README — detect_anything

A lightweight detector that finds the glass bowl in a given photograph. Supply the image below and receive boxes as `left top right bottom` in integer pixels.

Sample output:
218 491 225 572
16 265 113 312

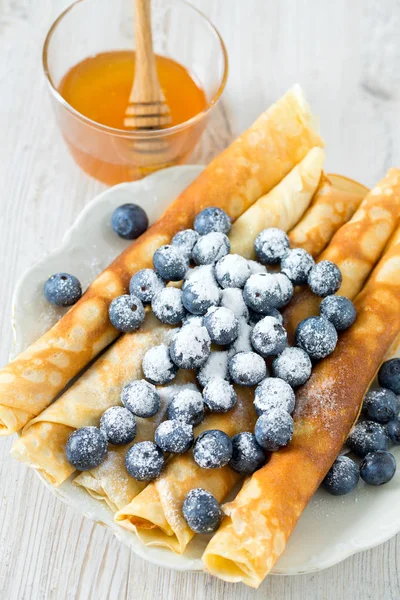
43 0 228 185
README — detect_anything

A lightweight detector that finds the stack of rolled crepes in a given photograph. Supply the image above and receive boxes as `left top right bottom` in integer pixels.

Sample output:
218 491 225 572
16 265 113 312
6 83 400 589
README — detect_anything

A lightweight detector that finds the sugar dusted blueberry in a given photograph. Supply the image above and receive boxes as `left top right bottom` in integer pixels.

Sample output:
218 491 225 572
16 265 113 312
308 260 342 297
378 358 400 395
228 351 267 386
322 455 359 496
203 377 237 413
66 426 107 471
194 207 231 235
249 308 283 326
151 287 186 325
182 488 222 533
192 232 230 265
121 379 161 418
125 441 164 481
193 429 233 468
320 295 356 331
229 432 266 475
275 273 294 308
111 203 148 240
100 406 136 445
247 260 267 275
387 418 400 445
155 419 194 454
362 388 400 424
251 316 287 357
129 269 165 304
347 420 390 457
182 267 221 315
281 248 315 285
254 228 290 265
153 244 189 281
254 377 296 415
142 344 178 385
254 409 294 451
171 229 200 257
167 389 205 426
44 272 82 307
204 306 239 346
360 451 396 486
215 254 251 289
272 347 312 387
243 273 282 314
109 294 145 333
170 324 211 369
295 316 338 360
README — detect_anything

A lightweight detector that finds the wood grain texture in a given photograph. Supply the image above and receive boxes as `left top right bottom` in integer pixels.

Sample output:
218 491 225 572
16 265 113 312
0 0 399 598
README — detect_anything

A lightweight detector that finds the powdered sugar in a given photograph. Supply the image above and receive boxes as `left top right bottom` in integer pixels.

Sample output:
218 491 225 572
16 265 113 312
247 260 268 275
197 351 229 387
229 317 253 355
220 287 249 320
215 254 250 288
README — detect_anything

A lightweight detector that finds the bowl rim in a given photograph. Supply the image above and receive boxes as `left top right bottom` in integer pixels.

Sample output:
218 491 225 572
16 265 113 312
42 0 229 139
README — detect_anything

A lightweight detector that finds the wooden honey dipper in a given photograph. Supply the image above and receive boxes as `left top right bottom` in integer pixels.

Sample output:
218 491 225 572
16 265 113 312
124 0 172 130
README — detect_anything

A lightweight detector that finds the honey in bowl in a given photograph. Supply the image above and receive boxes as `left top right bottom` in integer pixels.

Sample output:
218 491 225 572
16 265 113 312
58 51 208 185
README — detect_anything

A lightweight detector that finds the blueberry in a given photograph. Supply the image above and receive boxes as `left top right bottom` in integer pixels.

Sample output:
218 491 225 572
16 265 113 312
167 389 205 426
387 418 400 445
254 377 296 415
360 451 396 486
182 276 221 315
153 245 189 281
248 308 283 326
182 488 222 533
215 254 251 289
182 314 204 328
44 273 82 307
171 229 200 257
272 347 312 388
151 287 186 325
295 316 338 360
322 455 359 495
155 419 194 454
194 207 231 235
228 351 267 386
109 294 145 333
192 232 231 265
203 377 237 413
251 316 287 357
121 379 161 418
308 260 342 297
347 421 390 457
193 429 233 468
254 409 294 451
100 406 136 445
362 388 400 424
197 351 229 388
204 306 239 345
254 228 290 265
281 248 315 285
66 426 107 471
170 324 211 369
320 295 356 331
125 441 164 481
129 269 165 304
220 288 249 320
142 344 178 385
243 273 282 314
247 260 267 275
229 432 266 475
378 358 400 395
274 273 294 308
111 203 148 240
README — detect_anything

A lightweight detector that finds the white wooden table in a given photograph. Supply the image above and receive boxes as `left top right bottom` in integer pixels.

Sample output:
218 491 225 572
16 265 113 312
1 1 400 598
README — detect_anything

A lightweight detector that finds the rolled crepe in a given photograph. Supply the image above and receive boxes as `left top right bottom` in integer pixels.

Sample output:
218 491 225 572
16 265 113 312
288 173 367 256
283 168 400 340
203 224 400 588
115 388 256 553
0 85 323 435
229 147 325 257
73 375 197 512
11 313 176 485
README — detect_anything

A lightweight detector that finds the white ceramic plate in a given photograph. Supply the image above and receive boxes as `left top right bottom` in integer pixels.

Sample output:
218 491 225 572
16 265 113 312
11 166 400 576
